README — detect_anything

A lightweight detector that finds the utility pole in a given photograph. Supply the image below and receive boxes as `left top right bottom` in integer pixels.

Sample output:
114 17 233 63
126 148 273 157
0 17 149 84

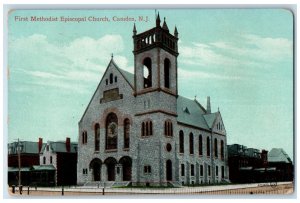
17 139 21 187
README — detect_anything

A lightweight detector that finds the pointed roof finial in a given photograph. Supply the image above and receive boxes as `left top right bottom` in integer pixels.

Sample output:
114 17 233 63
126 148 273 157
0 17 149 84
111 53 114 59
133 23 137 36
162 17 169 32
156 12 161 27
174 25 178 37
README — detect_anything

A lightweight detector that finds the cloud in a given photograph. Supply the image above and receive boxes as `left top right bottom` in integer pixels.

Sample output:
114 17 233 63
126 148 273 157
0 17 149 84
180 42 237 67
178 68 241 81
9 34 129 92
180 34 292 70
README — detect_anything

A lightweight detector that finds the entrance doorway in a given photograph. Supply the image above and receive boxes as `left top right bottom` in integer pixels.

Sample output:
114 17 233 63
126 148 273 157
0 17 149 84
166 160 172 181
89 158 101 181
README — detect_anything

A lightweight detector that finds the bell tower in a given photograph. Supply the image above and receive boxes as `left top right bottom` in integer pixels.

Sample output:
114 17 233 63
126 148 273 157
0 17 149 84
133 14 179 98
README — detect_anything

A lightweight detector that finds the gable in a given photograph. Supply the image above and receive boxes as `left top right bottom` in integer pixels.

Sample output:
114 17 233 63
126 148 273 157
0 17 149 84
177 96 209 130
79 59 134 123
211 112 226 134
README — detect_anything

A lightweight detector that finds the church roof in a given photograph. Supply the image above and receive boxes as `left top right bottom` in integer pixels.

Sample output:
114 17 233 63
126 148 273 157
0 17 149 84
119 68 134 87
268 148 292 163
203 113 219 128
177 95 217 130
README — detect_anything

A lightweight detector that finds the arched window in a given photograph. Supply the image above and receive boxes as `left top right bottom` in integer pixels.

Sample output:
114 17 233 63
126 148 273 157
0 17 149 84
82 132 85 144
95 123 100 151
214 138 218 158
207 137 210 156
179 130 184 153
146 121 149 136
221 140 224 160
114 76 118 83
143 57 152 88
50 156 53 164
43 157 46 164
199 135 203 156
142 122 145 136
141 121 153 137
164 58 170 88
164 120 173 136
164 122 167 135
124 119 130 149
109 73 113 84
189 133 194 154
149 121 153 135
106 113 118 150
82 131 87 144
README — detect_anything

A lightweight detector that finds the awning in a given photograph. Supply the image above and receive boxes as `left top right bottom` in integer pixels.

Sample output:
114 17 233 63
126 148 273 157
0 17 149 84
8 167 31 172
31 165 56 171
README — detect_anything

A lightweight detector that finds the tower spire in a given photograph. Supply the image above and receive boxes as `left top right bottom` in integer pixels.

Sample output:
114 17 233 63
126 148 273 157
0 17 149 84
156 12 161 27
162 17 169 32
174 26 178 37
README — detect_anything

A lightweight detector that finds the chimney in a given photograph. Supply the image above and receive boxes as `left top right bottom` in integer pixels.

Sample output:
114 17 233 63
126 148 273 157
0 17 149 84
261 150 268 167
207 96 211 114
38 138 43 153
66 137 71 153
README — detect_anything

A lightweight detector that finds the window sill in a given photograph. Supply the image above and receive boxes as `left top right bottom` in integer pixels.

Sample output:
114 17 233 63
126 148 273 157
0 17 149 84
94 151 100 153
141 135 153 138
123 148 129 151
105 149 117 153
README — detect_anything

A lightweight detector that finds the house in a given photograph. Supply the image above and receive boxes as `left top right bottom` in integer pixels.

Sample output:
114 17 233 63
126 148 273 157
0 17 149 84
40 137 78 186
7 138 44 186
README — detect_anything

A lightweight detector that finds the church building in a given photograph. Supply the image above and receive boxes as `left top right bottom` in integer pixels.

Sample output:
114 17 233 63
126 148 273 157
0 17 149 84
77 14 229 186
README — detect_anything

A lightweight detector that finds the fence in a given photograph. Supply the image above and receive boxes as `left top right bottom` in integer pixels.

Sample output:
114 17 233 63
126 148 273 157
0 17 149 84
9 182 293 196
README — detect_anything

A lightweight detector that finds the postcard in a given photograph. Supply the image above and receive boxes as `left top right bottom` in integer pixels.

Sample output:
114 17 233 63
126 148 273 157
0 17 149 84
5 7 294 197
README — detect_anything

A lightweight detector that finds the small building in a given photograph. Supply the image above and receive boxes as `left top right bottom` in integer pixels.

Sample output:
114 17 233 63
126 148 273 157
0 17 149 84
40 137 78 186
7 138 44 186
227 144 268 183
268 148 293 181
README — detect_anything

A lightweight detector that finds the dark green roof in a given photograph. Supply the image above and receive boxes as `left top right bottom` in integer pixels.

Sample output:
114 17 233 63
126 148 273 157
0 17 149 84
203 113 219 128
268 148 292 163
41 142 77 153
177 95 217 130
8 141 46 154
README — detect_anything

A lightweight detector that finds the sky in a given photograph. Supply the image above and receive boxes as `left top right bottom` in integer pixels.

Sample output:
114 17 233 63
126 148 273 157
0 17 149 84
7 9 294 160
